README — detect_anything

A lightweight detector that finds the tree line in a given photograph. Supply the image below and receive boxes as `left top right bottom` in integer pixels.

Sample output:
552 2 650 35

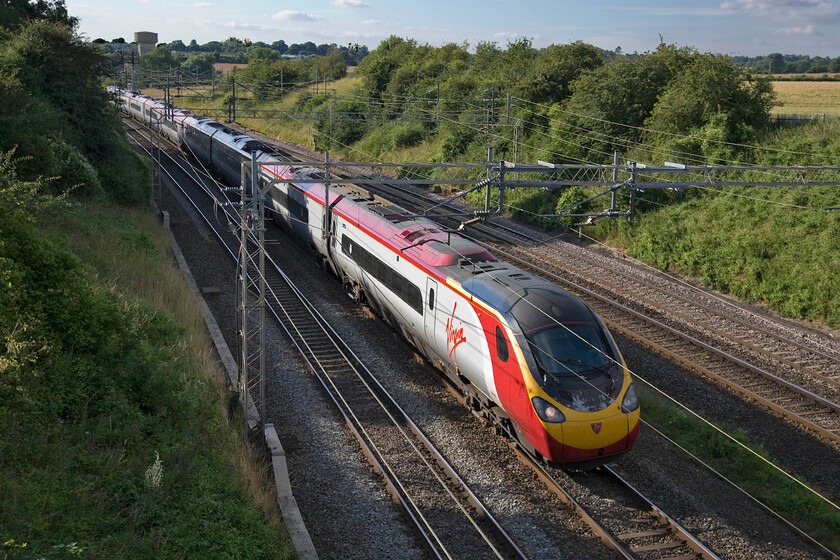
301 36 775 169
94 36 370 66
302 35 837 328
733 53 840 74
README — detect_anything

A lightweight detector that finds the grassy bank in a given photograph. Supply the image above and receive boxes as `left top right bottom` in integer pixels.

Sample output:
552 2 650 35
637 387 840 554
599 185 840 327
0 194 295 559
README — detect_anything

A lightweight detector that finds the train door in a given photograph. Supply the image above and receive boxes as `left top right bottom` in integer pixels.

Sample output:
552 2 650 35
424 278 437 345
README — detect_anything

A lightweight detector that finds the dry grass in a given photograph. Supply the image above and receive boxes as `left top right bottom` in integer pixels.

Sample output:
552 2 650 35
771 81 840 115
214 62 249 75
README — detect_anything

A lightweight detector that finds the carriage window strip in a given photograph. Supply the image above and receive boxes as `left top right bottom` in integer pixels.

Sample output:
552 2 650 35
342 235 422 314
270 189 308 223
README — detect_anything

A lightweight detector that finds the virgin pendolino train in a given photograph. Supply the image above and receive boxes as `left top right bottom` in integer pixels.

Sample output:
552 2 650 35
112 86 640 465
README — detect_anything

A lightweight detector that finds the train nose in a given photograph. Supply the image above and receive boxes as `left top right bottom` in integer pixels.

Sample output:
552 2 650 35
549 414 635 462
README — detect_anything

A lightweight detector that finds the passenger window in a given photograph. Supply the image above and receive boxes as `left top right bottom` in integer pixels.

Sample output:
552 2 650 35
428 288 435 311
496 326 509 363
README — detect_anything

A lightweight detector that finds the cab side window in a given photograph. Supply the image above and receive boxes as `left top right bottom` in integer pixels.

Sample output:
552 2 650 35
496 326 509 363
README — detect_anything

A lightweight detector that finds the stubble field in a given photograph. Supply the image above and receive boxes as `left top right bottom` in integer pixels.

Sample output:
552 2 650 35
772 79 840 115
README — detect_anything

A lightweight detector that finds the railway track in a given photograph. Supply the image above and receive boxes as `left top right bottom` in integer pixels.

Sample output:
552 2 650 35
124 119 528 560
437 373 721 560
550 465 718 560
123 118 741 560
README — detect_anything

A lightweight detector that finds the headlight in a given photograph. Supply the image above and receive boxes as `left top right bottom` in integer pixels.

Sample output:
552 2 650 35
532 396 566 423
621 383 639 413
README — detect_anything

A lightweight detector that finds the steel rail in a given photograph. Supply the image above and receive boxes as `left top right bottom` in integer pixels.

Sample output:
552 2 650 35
447 376 720 560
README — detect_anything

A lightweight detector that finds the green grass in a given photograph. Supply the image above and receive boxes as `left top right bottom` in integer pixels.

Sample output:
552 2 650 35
637 386 840 554
0 200 295 559
600 184 840 328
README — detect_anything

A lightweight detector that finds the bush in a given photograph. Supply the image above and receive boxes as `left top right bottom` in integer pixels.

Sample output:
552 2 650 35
439 129 476 161
47 136 104 198
393 123 427 149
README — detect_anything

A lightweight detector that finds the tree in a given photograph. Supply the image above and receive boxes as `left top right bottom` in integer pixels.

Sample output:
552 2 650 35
499 38 536 83
202 40 222 53
555 43 697 162
768 52 785 74
643 54 776 162
246 45 280 62
138 45 176 72
357 36 417 98
225 36 251 48
0 0 76 29
180 52 215 76
168 39 187 52
787 59 809 73
809 56 829 73
288 41 317 56
319 48 347 80
271 39 288 54
343 43 368 66
830 57 840 73
518 41 603 104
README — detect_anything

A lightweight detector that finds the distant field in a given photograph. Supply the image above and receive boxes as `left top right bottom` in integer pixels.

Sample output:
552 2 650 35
771 80 840 115
213 62 248 75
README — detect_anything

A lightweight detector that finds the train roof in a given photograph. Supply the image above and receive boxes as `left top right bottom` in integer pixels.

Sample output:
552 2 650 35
257 165 503 272
445 256 597 329
297 175 594 329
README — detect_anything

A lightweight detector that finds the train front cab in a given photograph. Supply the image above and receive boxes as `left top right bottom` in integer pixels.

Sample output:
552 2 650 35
490 288 640 466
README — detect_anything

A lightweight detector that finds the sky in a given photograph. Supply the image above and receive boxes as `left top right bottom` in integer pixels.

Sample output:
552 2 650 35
66 0 840 57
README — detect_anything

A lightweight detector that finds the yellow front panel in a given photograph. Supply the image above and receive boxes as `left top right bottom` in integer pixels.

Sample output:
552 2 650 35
541 403 631 450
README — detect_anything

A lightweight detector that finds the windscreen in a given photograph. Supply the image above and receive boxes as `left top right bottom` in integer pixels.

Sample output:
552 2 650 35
523 321 623 412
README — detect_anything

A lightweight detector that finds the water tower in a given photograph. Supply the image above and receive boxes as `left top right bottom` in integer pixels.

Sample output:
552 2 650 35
134 31 158 56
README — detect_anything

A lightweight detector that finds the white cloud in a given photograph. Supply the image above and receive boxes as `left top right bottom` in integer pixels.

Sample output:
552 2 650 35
332 0 373 7
222 21 269 31
194 2 212 6
361 19 383 25
492 32 520 41
774 24 819 34
719 0 840 22
272 10 323 21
